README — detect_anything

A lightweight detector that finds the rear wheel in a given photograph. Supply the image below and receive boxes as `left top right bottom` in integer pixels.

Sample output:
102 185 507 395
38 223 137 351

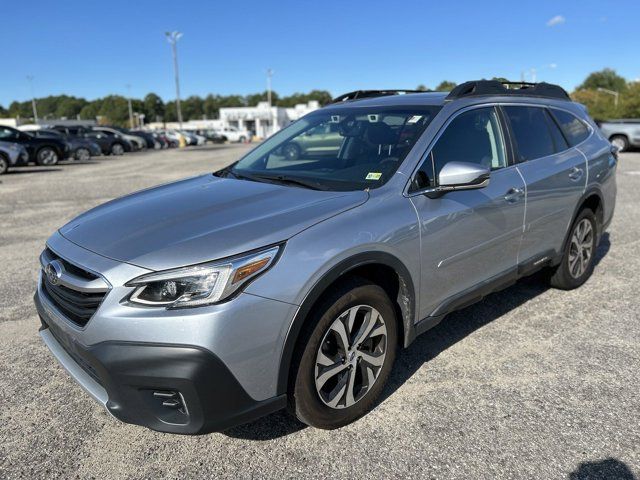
610 135 629 152
549 208 597 289
111 143 125 156
36 147 59 166
75 147 91 161
0 154 8 175
289 278 397 429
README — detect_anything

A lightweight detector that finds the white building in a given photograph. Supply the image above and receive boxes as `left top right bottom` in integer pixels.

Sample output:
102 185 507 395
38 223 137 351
220 100 320 138
145 100 320 139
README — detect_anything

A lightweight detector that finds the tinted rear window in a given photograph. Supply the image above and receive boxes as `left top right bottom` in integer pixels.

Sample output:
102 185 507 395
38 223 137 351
504 106 555 162
551 109 590 146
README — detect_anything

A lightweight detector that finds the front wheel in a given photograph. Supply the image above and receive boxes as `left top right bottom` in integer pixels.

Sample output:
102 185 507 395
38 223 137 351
0 155 8 175
75 147 91 161
549 208 597 289
36 147 59 166
289 278 397 429
110 143 125 156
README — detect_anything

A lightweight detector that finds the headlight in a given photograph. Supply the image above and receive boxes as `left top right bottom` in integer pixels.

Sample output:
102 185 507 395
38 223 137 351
125 246 280 308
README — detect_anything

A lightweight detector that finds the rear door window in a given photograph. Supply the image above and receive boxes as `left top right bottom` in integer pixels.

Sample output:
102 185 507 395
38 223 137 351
503 106 555 162
551 109 591 146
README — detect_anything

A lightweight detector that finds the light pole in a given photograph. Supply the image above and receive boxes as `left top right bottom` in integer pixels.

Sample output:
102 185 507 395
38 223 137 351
266 68 274 135
126 84 134 129
165 31 184 129
597 87 620 108
26 75 39 123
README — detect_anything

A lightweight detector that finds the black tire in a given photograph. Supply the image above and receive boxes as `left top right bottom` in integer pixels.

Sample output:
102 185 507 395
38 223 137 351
0 154 8 175
36 147 59 166
289 277 398 429
610 135 629 153
239 136 247 143
74 147 91 161
110 143 125 156
549 208 598 290
282 143 301 161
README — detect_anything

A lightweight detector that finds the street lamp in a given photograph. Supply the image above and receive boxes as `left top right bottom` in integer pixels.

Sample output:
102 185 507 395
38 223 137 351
266 68 274 136
597 87 620 108
126 84 134 129
165 31 184 129
26 75 39 123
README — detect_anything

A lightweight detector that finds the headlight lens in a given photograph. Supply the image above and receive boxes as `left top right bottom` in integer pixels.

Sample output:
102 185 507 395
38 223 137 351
125 246 280 308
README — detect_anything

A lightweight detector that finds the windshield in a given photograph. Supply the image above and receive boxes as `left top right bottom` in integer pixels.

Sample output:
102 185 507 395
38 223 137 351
226 105 441 191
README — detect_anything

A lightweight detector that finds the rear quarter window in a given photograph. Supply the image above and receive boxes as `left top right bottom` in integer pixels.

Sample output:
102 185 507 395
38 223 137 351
551 109 591 146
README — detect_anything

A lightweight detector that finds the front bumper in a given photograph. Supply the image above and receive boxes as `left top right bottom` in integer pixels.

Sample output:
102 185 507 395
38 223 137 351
37 297 286 434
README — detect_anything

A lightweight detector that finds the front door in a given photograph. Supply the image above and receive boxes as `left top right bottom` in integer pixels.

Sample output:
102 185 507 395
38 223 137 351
408 106 526 319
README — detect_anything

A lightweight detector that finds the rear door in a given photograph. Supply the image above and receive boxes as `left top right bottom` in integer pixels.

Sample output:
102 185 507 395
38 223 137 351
408 106 526 319
502 105 587 266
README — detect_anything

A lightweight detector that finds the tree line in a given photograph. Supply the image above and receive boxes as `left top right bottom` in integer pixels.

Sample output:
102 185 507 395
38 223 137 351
0 69 637 126
0 90 333 127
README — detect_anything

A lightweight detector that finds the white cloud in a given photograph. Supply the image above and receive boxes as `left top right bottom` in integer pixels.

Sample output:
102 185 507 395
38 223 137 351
546 15 566 27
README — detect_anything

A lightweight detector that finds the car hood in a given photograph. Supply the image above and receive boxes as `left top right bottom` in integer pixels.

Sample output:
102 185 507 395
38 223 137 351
59 174 368 270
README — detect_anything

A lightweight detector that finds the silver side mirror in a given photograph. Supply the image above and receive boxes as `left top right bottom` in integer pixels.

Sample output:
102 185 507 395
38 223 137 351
438 161 490 190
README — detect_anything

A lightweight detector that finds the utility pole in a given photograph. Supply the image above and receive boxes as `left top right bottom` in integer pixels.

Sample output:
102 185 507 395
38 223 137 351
266 68 274 136
26 75 39 123
597 87 620 108
126 84 134 129
165 31 184 129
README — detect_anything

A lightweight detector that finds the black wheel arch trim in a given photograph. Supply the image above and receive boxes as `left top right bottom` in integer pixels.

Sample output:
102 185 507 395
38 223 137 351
276 251 416 395
555 186 605 265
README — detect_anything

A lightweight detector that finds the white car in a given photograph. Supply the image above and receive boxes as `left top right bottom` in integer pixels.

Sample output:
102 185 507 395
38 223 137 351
215 126 250 143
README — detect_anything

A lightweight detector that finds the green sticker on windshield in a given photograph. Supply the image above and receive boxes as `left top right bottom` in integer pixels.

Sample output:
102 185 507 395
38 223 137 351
366 172 382 181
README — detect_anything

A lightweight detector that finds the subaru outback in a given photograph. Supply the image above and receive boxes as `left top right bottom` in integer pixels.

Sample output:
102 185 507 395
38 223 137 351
35 80 617 434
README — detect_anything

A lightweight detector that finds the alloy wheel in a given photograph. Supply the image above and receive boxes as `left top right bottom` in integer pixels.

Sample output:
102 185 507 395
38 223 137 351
314 305 387 409
39 148 58 165
76 148 91 161
568 218 594 279
111 144 124 155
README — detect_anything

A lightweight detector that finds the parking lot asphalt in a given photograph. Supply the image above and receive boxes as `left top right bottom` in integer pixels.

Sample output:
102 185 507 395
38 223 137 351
0 147 638 479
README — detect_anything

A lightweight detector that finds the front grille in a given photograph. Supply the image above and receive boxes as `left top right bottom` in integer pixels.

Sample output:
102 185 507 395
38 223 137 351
41 248 106 327
45 248 98 281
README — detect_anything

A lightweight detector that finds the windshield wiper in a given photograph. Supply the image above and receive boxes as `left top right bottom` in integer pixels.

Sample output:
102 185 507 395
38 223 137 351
248 173 329 191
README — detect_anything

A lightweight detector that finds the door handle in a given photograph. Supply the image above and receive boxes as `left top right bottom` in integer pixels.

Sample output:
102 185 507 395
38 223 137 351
569 167 584 181
504 187 524 203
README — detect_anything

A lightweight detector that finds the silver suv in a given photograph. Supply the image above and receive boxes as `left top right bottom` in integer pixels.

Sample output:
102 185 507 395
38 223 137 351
35 81 617 434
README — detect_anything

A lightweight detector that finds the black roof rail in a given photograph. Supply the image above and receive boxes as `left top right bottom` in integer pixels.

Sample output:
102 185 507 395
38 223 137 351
331 89 424 103
445 80 571 101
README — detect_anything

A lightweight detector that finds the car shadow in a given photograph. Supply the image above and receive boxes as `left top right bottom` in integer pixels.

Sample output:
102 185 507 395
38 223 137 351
6 168 63 174
569 458 636 480
223 233 610 441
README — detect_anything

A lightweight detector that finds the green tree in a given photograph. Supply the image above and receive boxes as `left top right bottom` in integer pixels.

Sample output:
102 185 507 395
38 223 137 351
0 104 7 117
143 93 165 122
97 95 130 126
578 68 627 92
571 89 618 121
246 91 279 106
416 84 428 91
435 81 456 92
620 81 640 118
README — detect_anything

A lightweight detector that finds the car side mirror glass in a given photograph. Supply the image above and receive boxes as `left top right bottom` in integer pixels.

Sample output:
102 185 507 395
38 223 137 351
438 161 490 190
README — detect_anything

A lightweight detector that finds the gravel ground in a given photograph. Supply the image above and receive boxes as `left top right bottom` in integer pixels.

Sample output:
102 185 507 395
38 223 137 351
0 146 638 479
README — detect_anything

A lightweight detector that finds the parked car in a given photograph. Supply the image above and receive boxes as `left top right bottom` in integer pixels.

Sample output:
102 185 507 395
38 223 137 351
35 80 616 434
0 141 29 174
32 129 102 161
200 129 226 144
130 130 161 150
215 126 250 143
0 125 69 165
598 119 640 152
93 126 146 151
280 122 343 160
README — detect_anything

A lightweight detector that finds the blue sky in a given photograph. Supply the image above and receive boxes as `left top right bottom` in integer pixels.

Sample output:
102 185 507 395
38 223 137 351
1 0 638 106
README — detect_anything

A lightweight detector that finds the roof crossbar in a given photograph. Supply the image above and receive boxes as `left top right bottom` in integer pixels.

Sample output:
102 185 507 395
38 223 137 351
445 80 570 101
331 89 424 103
